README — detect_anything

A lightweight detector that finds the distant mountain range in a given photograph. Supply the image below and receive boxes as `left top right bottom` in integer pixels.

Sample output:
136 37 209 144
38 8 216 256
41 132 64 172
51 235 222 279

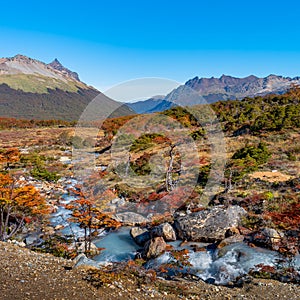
128 74 300 113
1 54 299 119
0 55 134 120
126 97 172 114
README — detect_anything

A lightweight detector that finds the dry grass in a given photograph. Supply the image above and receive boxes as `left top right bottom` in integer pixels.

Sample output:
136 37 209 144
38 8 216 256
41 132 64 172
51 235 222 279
249 171 293 182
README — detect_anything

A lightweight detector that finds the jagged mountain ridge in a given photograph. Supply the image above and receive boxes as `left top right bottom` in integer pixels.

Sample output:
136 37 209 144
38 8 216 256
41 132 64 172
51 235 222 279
132 74 300 113
0 54 89 93
184 74 298 99
0 54 80 82
0 54 134 120
48 58 80 81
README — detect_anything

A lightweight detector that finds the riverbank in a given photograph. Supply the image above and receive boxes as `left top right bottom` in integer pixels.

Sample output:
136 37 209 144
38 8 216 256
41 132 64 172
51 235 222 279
1 241 299 300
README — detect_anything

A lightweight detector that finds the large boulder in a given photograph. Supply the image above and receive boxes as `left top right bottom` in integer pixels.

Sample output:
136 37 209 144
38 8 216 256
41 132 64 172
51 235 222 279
142 237 167 259
174 206 246 243
151 223 176 241
114 212 149 225
130 227 151 246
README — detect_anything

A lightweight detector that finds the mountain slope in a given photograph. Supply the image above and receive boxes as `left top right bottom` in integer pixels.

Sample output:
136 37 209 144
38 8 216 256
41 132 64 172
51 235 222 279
0 55 134 120
126 97 166 113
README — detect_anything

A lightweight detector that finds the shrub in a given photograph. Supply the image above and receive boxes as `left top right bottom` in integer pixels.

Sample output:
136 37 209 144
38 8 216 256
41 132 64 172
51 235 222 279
30 165 60 182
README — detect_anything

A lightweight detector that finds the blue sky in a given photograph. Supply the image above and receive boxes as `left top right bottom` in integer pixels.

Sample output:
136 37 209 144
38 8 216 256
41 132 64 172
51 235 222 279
1 0 300 91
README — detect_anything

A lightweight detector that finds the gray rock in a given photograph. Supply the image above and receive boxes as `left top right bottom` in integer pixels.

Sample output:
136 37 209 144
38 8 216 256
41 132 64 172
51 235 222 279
218 235 245 249
73 253 110 269
174 205 246 242
111 197 126 206
142 237 167 259
25 234 41 246
261 228 283 244
114 212 149 225
73 253 88 266
151 223 176 241
130 227 151 246
77 241 101 256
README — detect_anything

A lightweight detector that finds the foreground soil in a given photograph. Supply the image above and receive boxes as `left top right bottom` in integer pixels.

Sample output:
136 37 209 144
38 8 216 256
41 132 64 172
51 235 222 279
0 242 299 300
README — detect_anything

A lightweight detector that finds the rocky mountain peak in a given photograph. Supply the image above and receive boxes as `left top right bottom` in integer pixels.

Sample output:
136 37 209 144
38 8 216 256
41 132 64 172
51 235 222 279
48 58 80 81
0 54 81 83
8 54 36 64
11 54 32 61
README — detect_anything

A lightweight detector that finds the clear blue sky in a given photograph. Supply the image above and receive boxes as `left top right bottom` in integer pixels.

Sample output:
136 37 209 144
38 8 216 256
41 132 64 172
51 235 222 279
1 0 300 90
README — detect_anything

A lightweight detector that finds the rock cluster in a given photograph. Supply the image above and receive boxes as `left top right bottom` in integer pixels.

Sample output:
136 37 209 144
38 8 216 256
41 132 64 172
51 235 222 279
130 222 177 259
129 206 247 260
174 206 246 242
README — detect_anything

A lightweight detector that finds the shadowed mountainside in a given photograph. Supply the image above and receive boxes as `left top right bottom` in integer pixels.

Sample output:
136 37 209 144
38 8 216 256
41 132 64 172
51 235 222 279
0 55 134 120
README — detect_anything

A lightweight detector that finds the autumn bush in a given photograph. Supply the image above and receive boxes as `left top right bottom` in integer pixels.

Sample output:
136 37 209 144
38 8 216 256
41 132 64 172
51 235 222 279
0 148 20 170
0 173 49 241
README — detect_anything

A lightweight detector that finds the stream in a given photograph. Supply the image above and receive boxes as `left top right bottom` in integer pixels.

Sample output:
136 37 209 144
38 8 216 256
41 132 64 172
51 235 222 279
50 177 300 285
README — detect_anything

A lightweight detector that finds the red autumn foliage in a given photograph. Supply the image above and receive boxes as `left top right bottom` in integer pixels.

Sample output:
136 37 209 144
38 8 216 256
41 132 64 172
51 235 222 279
255 264 276 274
99 115 135 139
152 135 170 144
265 199 300 229
0 117 75 129
147 191 168 202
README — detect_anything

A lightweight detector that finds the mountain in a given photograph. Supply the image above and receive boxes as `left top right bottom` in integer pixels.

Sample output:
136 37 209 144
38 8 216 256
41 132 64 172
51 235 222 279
0 55 134 120
146 99 175 113
182 74 297 100
132 74 300 113
48 58 80 81
126 96 165 113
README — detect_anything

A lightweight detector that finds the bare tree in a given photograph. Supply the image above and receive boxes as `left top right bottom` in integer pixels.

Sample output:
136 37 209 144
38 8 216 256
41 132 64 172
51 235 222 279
166 144 176 192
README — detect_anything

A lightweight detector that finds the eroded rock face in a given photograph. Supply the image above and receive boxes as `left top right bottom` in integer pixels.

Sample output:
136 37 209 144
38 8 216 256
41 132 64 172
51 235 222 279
174 206 246 243
142 237 167 259
151 223 176 241
130 227 151 246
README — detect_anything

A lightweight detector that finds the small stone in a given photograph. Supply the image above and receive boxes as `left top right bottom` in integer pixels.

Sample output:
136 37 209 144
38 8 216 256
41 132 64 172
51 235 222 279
151 223 176 241
142 237 167 259
130 227 151 246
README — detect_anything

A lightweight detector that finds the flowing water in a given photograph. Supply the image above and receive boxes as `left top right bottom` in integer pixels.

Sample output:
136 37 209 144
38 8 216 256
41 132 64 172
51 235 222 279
89 227 300 285
50 178 85 237
51 178 300 285
93 227 140 262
